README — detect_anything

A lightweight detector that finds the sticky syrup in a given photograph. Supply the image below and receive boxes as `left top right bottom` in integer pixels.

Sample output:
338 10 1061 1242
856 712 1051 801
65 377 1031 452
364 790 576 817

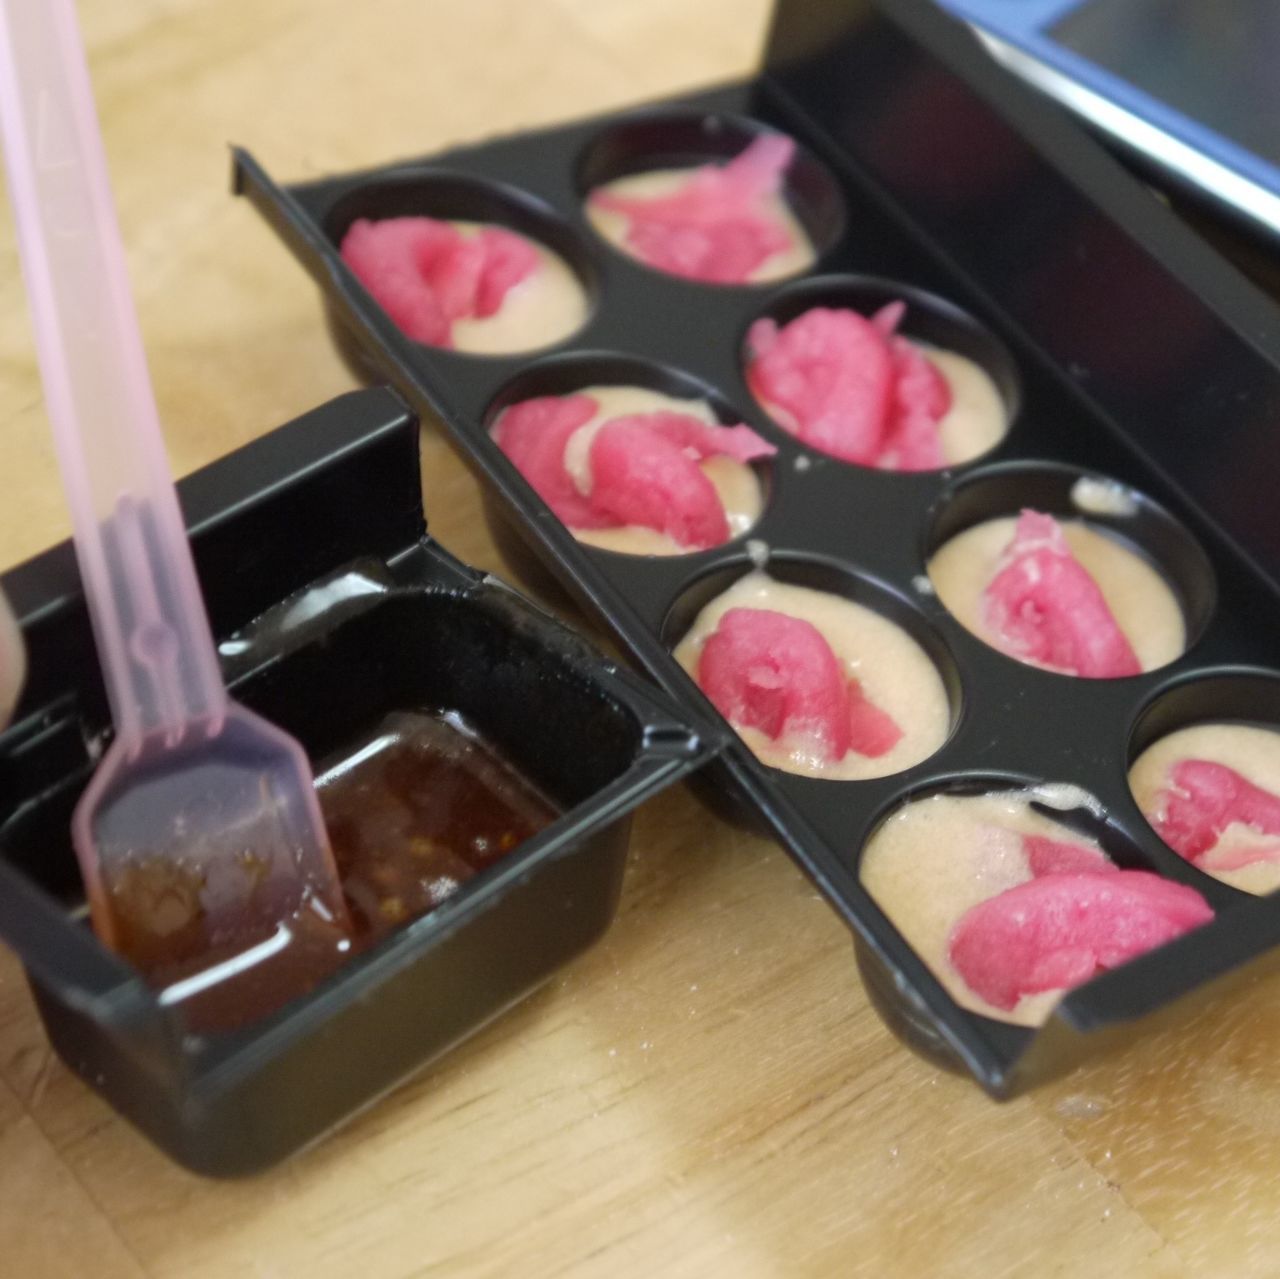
106 710 557 1034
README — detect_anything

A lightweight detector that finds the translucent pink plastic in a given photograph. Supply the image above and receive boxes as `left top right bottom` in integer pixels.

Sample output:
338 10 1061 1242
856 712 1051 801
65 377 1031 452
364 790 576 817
0 0 346 958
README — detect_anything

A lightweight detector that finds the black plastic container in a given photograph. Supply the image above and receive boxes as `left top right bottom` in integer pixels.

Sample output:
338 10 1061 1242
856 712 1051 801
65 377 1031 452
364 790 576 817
0 388 716 1174
232 0 1280 1097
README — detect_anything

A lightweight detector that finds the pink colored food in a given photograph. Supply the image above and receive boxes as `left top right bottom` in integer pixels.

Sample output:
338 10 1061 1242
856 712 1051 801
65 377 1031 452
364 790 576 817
696 606 902 763
588 135 798 283
846 678 905 758
744 303 953 470
1152 759 1280 868
876 303 950 471
1022 834 1117 877
492 396 775 550
490 394 608 530
981 510 1142 678
339 216 539 347
949 869 1213 1011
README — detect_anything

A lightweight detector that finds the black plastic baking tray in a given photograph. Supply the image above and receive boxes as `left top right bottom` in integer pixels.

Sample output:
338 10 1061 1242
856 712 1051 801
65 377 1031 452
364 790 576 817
232 0 1280 1097
0 387 717 1174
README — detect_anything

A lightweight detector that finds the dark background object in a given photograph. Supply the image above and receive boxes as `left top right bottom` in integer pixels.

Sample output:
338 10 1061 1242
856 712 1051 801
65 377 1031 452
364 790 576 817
233 0 1280 1097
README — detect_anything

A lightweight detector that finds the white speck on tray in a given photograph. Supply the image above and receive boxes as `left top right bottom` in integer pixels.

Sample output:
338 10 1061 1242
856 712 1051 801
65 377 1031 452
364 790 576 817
1071 476 1139 518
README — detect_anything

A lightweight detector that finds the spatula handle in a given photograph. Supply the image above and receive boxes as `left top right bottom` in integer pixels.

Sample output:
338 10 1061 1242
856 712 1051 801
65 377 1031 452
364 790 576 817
0 0 226 748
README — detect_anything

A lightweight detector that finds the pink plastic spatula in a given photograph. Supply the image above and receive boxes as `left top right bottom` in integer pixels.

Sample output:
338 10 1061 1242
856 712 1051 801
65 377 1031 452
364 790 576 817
0 0 348 993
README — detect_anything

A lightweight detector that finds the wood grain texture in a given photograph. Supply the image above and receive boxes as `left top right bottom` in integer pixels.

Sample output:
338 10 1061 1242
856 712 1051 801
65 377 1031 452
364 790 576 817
0 2 1277 1276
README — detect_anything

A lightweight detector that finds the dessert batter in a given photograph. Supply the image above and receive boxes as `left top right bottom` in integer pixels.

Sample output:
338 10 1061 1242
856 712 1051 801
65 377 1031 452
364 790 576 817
673 573 950 779
1131 722 1280 895
928 513 1184 676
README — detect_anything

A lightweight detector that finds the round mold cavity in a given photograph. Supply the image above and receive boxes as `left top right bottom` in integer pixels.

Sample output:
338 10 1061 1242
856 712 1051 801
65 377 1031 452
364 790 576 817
855 771 1148 876
576 111 845 285
740 274 1021 472
660 551 962 781
321 171 598 357
853 937 977 1075
483 353 776 560
1128 669 1280 898
924 461 1216 679
853 773 1182 1038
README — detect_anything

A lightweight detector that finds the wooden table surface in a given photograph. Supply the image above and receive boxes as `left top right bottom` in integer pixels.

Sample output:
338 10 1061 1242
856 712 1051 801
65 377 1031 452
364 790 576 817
3 3 1280 1276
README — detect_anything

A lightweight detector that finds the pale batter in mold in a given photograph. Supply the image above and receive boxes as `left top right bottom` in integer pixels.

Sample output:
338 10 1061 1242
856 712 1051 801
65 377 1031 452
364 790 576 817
672 573 950 779
928 515 1185 674
494 384 762 555
744 305 1009 471
450 224 586 355
586 168 815 283
920 348 1007 467
859 789 1113 1026
1130 722 1280 896
559 386 765 556
340 215 587 355
752 346 1006 468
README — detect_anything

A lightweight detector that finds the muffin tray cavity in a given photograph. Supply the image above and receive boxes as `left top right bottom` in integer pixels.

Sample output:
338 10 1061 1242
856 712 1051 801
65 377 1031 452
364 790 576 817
233 0 1280 1096
0 389 714 1173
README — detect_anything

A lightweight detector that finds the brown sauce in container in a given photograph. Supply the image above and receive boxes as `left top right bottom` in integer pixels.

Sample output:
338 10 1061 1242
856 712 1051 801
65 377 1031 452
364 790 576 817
106 710 558 1033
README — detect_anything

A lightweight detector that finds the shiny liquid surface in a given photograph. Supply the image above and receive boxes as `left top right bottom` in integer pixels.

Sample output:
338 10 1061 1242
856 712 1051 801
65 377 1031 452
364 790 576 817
107 710 558 1034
